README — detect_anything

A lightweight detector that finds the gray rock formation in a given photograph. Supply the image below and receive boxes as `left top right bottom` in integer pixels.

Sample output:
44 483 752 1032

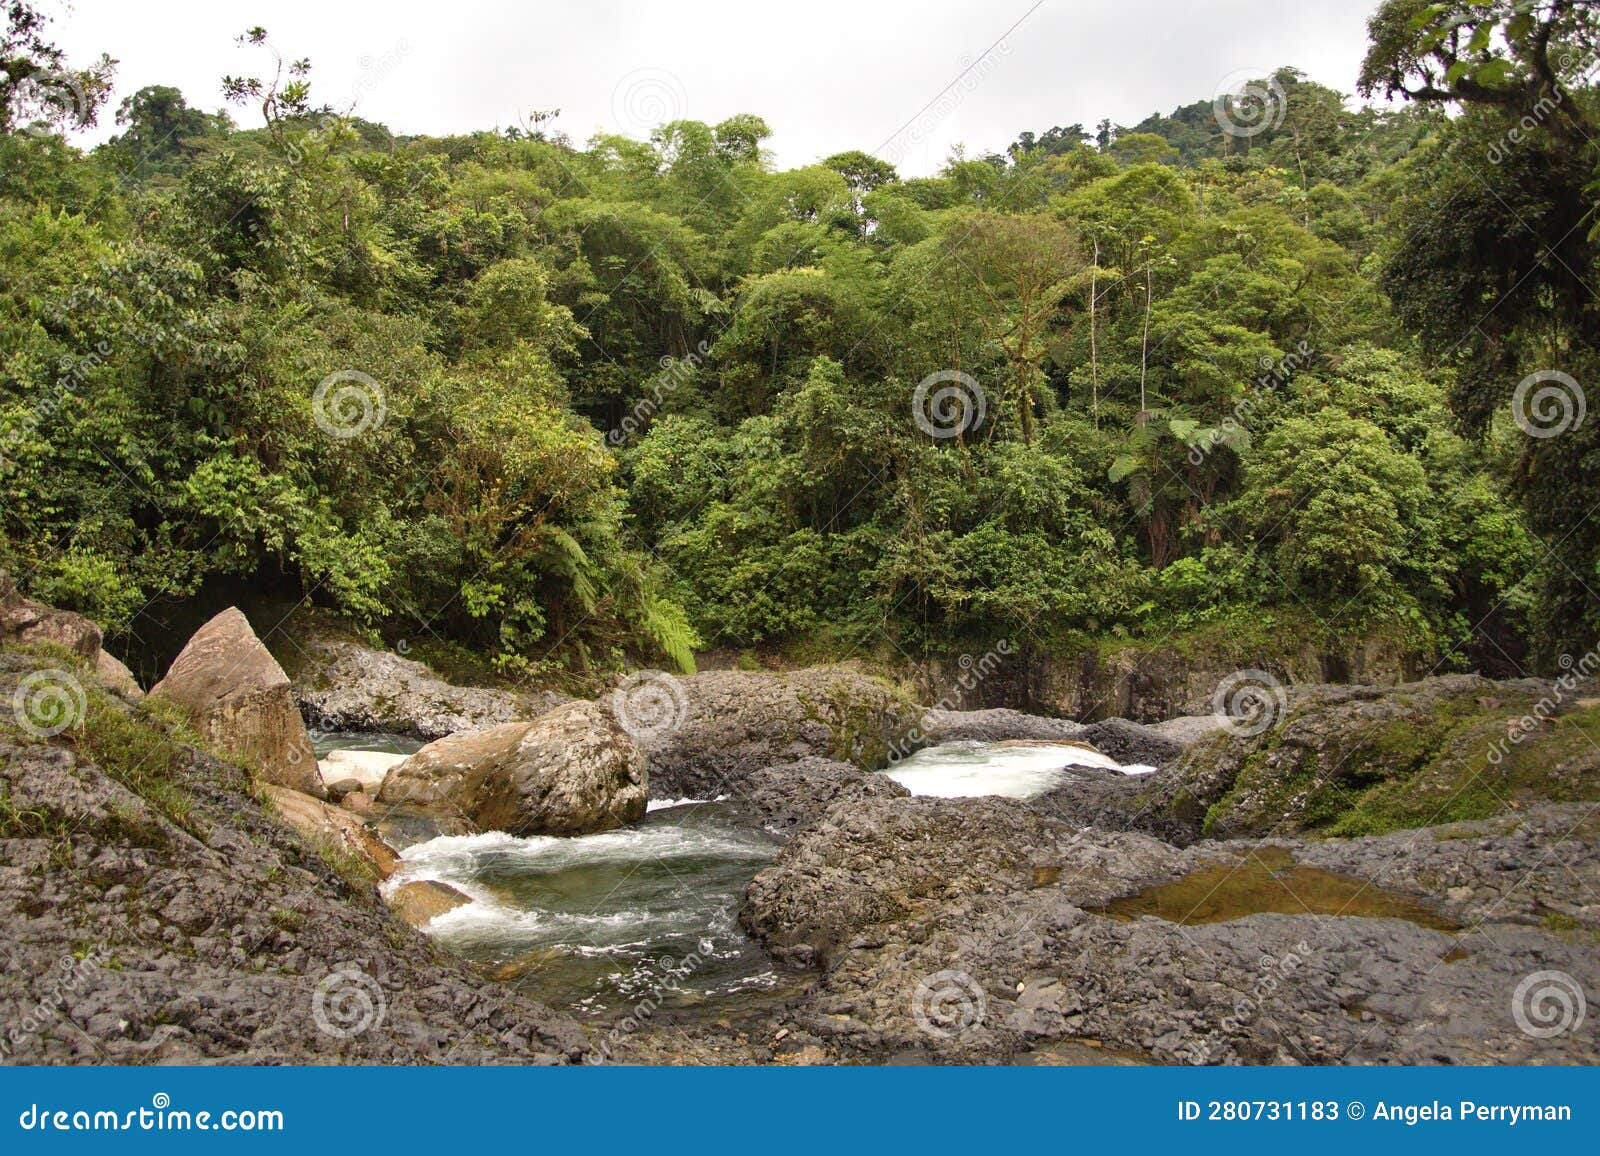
632 667 920 799
0 570 102 658
737 756 911 839
378 700 647 836
291 635 566 740
740 792 1600 1065
148 608 321 796
919 708 1084 744
0 733 587 1064
1076 717 1189 768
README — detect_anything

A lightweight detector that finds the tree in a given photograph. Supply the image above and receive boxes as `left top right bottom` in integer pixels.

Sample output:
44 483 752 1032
0 2 113 134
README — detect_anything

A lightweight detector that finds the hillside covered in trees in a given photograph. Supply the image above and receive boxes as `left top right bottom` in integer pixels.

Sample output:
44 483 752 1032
3 1 1597 688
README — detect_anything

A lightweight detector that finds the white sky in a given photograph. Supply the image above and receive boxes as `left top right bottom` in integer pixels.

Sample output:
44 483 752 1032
51 0 1384 175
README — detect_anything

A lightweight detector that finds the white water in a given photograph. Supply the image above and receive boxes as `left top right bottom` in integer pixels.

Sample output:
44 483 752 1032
885 740 1153 799
381 810 785 1010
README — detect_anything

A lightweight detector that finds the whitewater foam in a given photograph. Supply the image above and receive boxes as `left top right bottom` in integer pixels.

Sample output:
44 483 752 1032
885 740 1148 799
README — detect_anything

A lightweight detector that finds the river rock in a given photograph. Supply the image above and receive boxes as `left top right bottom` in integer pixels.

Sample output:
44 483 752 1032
378 700 647 836
291 635 566 740
258 784 400 879
918 708 1084 744
738 756 911 839
386 880 471 927
317 748 407 795
629 668 920 799
95 650 143 699
1075 717 1188 769
148 608 321 796
0 570 102 658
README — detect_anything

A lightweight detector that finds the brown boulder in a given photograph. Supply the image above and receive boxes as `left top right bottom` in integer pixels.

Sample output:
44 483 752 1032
386 880 471 927
258 784 400 879
148 608 320 795
378 700 647 836
95 650 144 700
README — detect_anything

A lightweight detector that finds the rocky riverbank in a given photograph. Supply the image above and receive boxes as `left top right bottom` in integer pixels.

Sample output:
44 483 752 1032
2 586 1595 1067
0 646 587 1064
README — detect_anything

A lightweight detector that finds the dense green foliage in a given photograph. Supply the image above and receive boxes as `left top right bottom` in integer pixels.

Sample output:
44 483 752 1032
2 3 1593 681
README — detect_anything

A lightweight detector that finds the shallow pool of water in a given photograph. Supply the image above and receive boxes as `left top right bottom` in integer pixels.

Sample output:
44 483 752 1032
1090 847 1460 929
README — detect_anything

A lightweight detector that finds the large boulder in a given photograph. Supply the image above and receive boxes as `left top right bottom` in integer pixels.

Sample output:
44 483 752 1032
148 608 321 796
317 747 408 796
95 650 144 700
0 571 101 659
290 634 566 740
258 784 400 879
378 700 647 836
626 668 920 799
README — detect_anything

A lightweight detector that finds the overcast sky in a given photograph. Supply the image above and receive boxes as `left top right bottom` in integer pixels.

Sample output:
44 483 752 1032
52 0 1384 175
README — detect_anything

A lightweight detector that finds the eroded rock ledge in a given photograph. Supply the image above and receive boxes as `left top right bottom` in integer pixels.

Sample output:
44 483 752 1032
737 792 1600 1066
